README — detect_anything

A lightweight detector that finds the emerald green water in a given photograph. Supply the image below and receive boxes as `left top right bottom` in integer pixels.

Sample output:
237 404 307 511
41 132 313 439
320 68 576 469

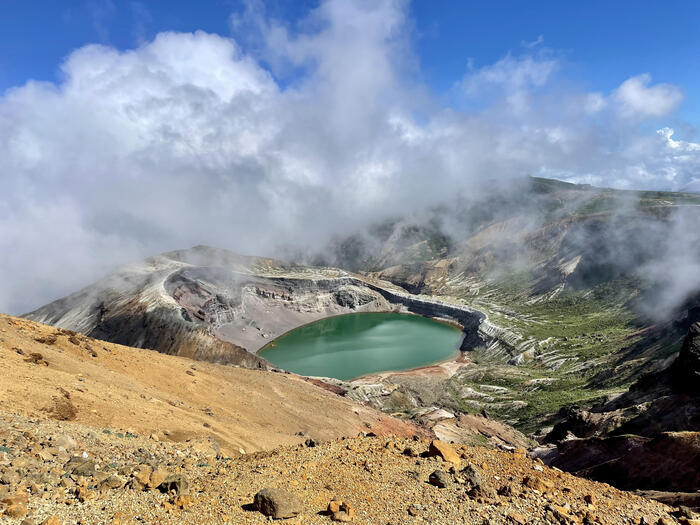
260 312 462 381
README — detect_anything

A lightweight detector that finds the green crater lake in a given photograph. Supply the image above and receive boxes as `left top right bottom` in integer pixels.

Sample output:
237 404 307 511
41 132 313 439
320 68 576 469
260 312 463 381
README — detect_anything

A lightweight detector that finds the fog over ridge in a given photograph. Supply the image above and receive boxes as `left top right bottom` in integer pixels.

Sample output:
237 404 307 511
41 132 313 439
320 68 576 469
1 0 700 314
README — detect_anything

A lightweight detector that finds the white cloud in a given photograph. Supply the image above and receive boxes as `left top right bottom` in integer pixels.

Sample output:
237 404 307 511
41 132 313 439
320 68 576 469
0 0 698 314
612 73 683 119
461 52 559 94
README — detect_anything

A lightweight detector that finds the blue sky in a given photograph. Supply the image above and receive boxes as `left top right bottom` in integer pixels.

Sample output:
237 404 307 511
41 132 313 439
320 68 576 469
1 0 699 125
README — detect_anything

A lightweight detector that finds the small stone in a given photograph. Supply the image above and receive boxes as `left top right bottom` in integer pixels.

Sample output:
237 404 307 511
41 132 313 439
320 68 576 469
60 478 74 488
523 476 554 493
253 487 301 519
75 485 97 502
5 503 28 518
546 504 572 522
428 470 450 488
460 464 483 492
427 440 460 465
329 500 354 522
148 468 170 489
54 435 78 451
508 512 528 524
41 517 62 525
498 485 513 497
157 475 189 496
332 511 353 522
408 504 424 517
2 493 29 505
64 457 96 477
132 464 152 488
99 475 125 491
1 471 21 485
171 495 192 509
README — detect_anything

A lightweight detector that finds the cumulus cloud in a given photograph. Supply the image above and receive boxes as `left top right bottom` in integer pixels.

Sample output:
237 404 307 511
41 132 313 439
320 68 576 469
613 73 683 119
1 0 699 314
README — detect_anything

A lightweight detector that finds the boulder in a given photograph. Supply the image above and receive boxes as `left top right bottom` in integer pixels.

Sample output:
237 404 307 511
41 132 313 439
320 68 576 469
253 487 301 519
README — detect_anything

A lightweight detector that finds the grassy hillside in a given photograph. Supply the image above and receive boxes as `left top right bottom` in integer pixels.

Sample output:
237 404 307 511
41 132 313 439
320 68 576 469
345 178 700 432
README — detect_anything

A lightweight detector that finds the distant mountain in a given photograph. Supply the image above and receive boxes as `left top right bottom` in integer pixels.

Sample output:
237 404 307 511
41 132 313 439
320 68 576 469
21 179 700 499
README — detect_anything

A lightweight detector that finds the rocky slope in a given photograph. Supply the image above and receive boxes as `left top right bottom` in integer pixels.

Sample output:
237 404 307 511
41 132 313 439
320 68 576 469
0 412 684 524
534 308 700 503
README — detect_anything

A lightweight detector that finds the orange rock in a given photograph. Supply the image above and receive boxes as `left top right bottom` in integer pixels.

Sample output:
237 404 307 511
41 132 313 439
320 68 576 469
328 500 354 521
41 517 63 525
523 476 554 493
428 440 460 464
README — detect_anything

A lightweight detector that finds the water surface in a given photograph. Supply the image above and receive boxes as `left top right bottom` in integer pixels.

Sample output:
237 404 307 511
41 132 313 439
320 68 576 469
260 312 462 380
